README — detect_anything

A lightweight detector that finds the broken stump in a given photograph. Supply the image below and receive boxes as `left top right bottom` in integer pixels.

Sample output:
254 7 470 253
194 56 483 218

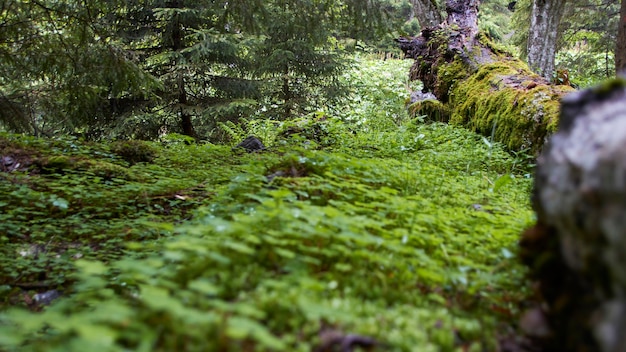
521 79 626 352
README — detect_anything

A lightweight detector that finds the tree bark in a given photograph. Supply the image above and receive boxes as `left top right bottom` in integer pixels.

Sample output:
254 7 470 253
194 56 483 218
616 0 626 76
397 0 573 154
521 79 626 352
526 0 567 79
409 0 443 29
169 0 196 137
282 63 292 120
178 74 195 137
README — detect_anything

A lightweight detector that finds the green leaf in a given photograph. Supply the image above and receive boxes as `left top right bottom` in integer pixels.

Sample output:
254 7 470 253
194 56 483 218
222 240 254 255
188 279 220 296
226 316 286 350
492 174 514 193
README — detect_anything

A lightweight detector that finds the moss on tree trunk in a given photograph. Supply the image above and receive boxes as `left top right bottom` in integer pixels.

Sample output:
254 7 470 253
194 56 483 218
397 0 574 154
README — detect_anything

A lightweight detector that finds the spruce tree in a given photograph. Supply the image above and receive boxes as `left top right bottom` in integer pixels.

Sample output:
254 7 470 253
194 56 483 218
1 0 395 139
0 0 159 137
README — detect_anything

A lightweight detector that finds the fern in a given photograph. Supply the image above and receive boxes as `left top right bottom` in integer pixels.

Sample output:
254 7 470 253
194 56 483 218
217 120 248 144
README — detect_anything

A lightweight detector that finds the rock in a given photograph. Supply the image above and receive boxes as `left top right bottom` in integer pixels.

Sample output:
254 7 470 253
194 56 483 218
521 79 626 352
2 155 15 166
1 155 21 172
33 289 62 306
315 326 378 352
233 136 265 153
410 90 438 103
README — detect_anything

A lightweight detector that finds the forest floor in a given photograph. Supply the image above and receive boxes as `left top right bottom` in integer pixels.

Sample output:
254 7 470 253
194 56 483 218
0 57 536 351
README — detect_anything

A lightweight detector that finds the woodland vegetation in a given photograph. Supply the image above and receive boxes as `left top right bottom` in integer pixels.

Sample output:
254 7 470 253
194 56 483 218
0 0 625 351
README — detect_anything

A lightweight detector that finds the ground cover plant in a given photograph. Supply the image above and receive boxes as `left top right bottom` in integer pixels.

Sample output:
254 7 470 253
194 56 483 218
0 57 535 351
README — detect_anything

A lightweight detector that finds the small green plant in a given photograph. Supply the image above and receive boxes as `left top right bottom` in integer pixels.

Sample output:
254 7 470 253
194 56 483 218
217 120 249 145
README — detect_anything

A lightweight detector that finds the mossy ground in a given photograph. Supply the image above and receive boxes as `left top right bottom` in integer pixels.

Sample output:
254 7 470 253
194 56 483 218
0 58 535 351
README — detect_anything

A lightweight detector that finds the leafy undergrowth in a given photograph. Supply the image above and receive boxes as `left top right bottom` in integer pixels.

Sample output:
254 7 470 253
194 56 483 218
0 57 534 351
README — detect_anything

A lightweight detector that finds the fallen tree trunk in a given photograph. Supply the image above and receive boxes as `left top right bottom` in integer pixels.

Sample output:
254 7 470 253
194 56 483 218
520 79 626 352
396 0 574 154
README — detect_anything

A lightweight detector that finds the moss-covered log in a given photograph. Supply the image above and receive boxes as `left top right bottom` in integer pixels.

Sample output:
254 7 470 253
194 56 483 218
397 0 574 154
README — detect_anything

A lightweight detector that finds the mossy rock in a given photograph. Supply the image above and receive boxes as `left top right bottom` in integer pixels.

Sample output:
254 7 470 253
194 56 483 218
435 59 472 102
402 28 574 154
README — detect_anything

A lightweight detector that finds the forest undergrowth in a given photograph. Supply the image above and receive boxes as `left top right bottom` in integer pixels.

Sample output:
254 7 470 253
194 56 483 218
0 57 535 351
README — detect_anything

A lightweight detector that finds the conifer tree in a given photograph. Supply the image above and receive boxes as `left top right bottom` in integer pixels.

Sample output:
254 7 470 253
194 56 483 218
1 0 394 139
110 0 264 138
252 0 347 120
0 0 160 137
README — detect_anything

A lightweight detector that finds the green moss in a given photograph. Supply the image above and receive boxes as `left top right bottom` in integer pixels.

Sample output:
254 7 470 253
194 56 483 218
45 155 74 168
475 31 511 58
436 59 472 101
110 140 158 165
39 155 78 173
592 77 626 96
77 160 134 181
448 61 574 154
408 99 451 122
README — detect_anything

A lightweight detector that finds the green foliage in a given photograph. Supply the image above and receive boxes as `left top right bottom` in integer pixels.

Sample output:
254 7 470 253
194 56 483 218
512 0 620 86
0 0 403 140
248 0 410 120
478 0 516 43
0 58 534 351
556 0 619 87
0 132 242 307
335 56 417 131
110 140 159 165
0 1 162 136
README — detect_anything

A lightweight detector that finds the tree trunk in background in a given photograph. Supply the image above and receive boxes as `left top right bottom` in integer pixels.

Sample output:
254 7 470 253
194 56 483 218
521 80 626 352
397 0 487 98
409 0 443 29
526 0 567 79
282 63 292 120
397 0 573 154
168 0 195 138
178 74 195 137
616 0 626 75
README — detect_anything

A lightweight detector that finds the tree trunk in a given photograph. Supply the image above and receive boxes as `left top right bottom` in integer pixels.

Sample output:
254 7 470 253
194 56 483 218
616 0 626 75
178 74 195 137
169 0 195 137
397 0 573 154
282 63 292 120
526 0 567 79
409 0 443 29
520 79 626 352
